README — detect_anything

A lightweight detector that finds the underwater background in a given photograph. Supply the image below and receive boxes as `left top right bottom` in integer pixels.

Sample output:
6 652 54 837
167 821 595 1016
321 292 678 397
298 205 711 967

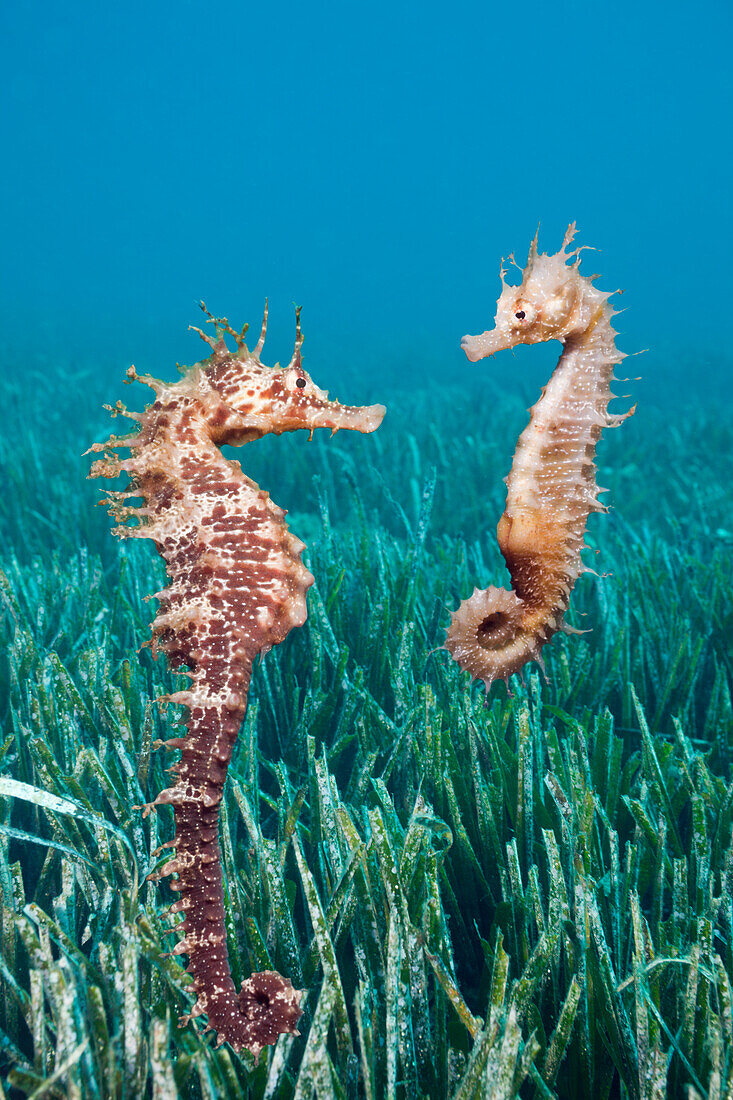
1 1 732 1097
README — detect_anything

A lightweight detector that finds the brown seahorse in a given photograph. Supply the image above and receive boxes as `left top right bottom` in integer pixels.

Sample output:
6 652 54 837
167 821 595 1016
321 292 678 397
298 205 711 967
445 225 634 689
88 304 385 1054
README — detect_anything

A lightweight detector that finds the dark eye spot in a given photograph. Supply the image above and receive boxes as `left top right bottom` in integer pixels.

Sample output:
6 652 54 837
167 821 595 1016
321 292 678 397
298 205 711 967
295 377 306 389
515 311 526 320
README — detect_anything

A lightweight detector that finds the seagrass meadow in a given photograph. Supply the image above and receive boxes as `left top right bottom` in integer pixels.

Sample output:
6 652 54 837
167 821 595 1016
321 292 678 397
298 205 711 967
0 359 732 1100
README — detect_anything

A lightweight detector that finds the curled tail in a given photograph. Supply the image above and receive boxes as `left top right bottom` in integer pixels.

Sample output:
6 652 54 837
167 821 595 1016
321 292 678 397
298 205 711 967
151 705 302 1055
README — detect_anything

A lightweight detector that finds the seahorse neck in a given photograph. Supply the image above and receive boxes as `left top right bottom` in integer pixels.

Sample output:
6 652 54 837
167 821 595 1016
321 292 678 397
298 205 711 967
540 304 619 413
564 301 619 366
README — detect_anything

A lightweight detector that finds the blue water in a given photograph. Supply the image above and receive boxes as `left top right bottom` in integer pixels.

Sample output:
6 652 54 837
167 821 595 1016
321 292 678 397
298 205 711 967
1 6 732 1094
1 0 731 399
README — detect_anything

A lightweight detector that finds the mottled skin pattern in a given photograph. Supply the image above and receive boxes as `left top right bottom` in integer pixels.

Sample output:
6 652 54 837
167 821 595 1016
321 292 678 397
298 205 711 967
446 226 634 689
88 305 385 1054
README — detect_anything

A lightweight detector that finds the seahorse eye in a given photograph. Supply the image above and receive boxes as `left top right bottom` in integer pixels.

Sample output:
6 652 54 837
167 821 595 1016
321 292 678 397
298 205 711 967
295 377 306 389
515 311 526 320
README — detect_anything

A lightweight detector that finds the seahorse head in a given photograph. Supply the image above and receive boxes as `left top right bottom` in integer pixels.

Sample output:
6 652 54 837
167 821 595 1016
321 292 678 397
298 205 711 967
187 303 385 443
461 224 608 362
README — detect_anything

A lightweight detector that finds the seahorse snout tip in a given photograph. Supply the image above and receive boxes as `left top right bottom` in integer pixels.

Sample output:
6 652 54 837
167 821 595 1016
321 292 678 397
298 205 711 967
461 333 496 363
361 403 387 433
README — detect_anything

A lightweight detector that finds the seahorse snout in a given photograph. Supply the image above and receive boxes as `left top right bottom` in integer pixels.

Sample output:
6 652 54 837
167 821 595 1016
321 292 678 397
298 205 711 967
310 401 386 434
461 331 507 362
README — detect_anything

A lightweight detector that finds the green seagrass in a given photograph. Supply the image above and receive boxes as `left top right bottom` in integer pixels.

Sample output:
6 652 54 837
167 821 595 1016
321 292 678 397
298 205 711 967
0 361 731 1098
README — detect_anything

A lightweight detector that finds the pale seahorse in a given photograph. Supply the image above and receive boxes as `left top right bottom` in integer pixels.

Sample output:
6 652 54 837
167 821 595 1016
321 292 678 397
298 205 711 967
88 304 385 1054
445 226 634 689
